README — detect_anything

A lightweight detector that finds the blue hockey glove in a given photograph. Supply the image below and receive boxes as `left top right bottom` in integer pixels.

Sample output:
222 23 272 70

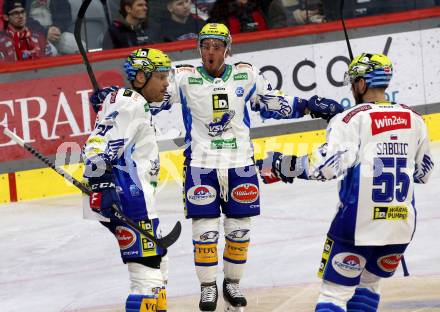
90 86 119 113
85 155 120 218
307 95 344 121
256 152 297 184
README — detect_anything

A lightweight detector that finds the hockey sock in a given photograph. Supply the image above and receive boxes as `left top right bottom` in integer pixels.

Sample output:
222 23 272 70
156 286 167 312
223 217 250 281
315 302 346 312
126 294 157 312
346 288 380 312
192 218 220 283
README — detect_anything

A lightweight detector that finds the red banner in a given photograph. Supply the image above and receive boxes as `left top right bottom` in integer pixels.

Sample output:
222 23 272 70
0 70 124 162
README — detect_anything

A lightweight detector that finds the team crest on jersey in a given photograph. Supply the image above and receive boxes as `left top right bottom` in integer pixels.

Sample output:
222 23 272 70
331 252 366 278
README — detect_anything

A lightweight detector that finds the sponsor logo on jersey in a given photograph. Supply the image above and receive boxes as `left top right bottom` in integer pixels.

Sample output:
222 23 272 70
187 185 217 205
142 238 156 251
377 254 402 272
236 86 244 97
212 94 229 111
231 183 259 203
318 237 334 278
233 73 248 81
343 104 372 123
116 226 137 250
370 111 411 135
213 87 225 91
123 89 133 97
188 77 203 85
332 252 365 278
373 206 408 220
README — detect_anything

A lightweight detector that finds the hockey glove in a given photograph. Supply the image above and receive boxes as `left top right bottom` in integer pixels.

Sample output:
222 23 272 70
90 86 119 113
307 95 344 121
256 152 297 184
85 155 120 218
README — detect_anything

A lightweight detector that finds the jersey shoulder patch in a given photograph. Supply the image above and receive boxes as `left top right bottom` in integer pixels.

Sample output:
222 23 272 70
342 104 372 123
399 103 422 117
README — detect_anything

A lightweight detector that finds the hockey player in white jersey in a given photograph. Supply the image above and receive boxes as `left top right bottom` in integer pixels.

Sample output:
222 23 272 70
89 23 343 312
256 53 434 312
83 48 172 312
148 23 343 312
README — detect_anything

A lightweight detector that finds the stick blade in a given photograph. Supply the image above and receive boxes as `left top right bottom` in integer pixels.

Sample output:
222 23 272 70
156 221 182 249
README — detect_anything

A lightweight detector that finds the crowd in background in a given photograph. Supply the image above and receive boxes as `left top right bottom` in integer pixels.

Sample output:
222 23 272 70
1 0 439 62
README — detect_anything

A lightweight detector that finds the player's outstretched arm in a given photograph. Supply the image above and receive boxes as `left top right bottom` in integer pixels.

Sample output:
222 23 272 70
255 151 308 184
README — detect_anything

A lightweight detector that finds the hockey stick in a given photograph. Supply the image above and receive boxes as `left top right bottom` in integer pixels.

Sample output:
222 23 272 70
1 126 182 249
74 0 100 91
339 0 354 61
339 0 409 277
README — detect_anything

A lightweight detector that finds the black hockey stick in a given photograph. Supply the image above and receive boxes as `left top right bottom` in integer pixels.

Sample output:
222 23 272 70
1 126 182 249
340 0 354 61
74 0 100 91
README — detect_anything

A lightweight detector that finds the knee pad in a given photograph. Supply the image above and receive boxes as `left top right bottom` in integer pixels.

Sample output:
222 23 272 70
128 262 164 295
126 294 157 312
192 218 220 267
347 288 380 312
315 302 346 312
317 280 355 311
223 217 250 264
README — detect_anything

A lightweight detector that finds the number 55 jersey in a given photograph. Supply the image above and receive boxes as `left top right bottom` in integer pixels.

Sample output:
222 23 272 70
305 101 434 246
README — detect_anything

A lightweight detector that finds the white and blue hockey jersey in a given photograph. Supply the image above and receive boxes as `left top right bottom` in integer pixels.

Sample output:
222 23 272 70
303 101 434 246
151 62 307 169
82 88 160 221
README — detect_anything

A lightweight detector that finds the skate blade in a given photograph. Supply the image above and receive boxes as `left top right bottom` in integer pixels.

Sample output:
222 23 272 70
224 304 245 312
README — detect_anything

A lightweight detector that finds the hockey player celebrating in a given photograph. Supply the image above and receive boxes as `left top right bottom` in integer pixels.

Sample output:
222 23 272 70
256 53 434 312
90 23 343 312
151 23 343 312
83 48 172 312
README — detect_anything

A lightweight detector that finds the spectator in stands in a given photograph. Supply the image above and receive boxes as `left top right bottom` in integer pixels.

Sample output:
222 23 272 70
161 0 205 42
282 0 325 25
1 0 54 61
261 0 288 28
102 0 161 50
208 0 268 34
25 0 77 55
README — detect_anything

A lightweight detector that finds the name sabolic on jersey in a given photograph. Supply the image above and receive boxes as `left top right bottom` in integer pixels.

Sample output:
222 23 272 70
151 62 307 168
83 88 160 221
305 101 434 246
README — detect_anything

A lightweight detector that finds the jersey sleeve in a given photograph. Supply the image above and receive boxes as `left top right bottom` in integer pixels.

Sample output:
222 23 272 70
149 68 181 115
83 91 147 165
413 118 434 184
304 113 360 180
248 65 307 120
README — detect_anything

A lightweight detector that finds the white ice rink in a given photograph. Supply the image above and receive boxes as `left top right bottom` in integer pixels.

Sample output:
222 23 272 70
1 143 439 312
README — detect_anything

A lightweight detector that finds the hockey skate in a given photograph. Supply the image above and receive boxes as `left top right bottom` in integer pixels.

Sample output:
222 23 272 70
223 279 247 312
199 282 218 311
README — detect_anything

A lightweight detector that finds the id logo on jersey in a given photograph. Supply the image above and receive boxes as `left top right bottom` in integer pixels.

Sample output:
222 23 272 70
370 111 411 135
213 94 229 110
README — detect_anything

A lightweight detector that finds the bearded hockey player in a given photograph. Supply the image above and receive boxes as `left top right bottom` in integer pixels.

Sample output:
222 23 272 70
83 48 172 312
256 53 434 312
